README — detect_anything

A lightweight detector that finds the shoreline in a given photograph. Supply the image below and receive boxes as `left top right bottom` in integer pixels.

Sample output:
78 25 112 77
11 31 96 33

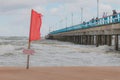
0 66 120 80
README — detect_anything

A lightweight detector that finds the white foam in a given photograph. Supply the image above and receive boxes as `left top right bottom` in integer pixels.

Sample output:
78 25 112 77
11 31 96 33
0 38 120 66
0 44 16 55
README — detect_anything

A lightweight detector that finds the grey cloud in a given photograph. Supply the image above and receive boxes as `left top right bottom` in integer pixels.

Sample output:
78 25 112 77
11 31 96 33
0 0 48 12
0 0 83 12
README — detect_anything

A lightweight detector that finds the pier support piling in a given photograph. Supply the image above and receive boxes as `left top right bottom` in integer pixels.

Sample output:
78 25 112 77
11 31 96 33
115 34 119 50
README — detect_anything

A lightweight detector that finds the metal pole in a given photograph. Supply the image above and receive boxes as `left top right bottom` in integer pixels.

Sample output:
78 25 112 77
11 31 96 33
81 8 83 23
49 27 51 33
71 13 73 26
60 19 63 28
97 0 99 18
26 41 31 69
66 17 67 31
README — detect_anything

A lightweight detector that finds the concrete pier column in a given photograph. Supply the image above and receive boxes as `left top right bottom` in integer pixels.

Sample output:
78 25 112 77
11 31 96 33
70 36 72 42
73 36 76 43
72 36 74 42
101 35 103 45
68 36 71 42
64 36 66 41
115 34 119 50
88 35 91 45
77 36 80 44
97 35 100 45
80 35 82 44
108 35 112 46
105 35 107 45
91 35 94 45
79 36 81 44
91 35 93 45
75 36 77 43
83 35 86 45
76 36 79 44
64 36 67 41
76 36 78 44
87 35 89 45
73 36 75 43
85 35 88 45
74 36 77 43
83 35 85 45
106 35 109 45
74 36 76 43
96 35 99 47
86 35 88 45
99 35 102 45
102 35 107 45
71 36 72 42
68 36 70 42
89 35 92 45
76 35 79 44
81 35 83 45
82 35 85 45
82 35 84 44
75 36 78 44
102 35 105 45
71 36 73 42
65 36 68 41
61 36 64 41
78 35 80 44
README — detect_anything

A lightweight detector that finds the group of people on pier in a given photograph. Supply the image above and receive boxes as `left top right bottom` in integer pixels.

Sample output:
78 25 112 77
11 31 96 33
83 10 118 25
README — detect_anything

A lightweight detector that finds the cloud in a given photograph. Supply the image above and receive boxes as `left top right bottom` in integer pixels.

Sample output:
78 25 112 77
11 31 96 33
50 8 59 15
0 0 73 12
0 0 120 36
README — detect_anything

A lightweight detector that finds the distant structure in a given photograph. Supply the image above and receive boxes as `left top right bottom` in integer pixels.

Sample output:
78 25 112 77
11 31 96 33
47 11 120 50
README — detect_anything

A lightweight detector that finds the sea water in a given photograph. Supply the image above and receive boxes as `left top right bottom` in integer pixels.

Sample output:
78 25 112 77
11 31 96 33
0 36 120 67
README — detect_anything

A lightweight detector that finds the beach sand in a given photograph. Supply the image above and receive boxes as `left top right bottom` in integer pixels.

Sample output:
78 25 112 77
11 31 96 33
0 67 120 80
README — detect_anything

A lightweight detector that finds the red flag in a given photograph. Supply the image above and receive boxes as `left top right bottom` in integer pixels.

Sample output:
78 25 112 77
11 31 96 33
29 9 42 42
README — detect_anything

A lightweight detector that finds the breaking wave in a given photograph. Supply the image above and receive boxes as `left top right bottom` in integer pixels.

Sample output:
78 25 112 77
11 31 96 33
0 37 120 66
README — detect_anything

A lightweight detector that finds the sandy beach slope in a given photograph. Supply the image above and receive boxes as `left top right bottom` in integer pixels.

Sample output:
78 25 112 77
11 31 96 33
0 67 120 80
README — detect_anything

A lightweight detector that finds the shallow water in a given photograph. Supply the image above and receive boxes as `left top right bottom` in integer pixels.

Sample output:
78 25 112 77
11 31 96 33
0 37 120 67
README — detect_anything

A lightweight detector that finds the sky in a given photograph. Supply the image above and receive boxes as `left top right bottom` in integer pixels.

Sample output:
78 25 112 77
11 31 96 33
0 0 120 37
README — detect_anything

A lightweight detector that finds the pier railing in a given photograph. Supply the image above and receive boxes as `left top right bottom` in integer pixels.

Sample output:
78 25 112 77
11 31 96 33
50 13 120 34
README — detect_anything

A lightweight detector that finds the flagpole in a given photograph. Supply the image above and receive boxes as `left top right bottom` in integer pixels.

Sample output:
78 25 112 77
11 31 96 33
26 41 31 69
26 55 30 69
26 10 32 70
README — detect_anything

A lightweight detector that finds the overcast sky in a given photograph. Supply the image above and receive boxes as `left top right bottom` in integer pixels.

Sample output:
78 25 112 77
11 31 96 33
0 0 120 36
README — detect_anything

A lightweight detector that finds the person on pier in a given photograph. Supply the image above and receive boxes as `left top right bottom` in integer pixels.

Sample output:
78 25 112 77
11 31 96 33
112 10 118 22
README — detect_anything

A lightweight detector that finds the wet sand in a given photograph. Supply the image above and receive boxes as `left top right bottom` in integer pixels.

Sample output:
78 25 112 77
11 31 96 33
0 67 120 80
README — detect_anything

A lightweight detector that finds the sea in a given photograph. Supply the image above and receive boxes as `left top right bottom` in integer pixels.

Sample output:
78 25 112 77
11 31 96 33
0 36 120 67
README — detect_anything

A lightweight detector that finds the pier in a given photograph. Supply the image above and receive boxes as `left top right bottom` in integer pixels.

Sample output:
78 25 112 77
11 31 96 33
47 13 120 50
